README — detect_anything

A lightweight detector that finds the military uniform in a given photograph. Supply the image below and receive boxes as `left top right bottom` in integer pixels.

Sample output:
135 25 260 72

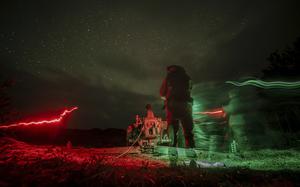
160 65 195 148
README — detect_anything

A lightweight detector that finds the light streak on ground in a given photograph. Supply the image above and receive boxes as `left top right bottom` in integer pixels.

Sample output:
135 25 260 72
0 106 78 129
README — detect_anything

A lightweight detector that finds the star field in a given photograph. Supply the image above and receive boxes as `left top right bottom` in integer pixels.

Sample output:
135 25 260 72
1 0 300 128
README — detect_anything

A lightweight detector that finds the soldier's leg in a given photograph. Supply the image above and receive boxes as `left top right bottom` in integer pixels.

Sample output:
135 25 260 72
181 104 195 148
182 117 195 148
172 120 180 147
232 124 248 152
167 108 179 147
177 125 186 148
167 121 180 147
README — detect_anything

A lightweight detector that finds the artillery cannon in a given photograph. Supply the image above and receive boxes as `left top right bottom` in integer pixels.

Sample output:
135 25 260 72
127 116 171 152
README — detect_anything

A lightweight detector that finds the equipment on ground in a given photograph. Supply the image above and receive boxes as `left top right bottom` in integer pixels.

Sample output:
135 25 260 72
127 116 171 152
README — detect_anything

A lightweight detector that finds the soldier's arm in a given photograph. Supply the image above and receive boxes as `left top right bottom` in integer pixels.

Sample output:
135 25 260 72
160 78 167 99
189 80 193 90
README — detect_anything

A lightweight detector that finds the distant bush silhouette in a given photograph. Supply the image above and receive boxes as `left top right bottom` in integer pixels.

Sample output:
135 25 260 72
260 38 300 145
263 37 300 80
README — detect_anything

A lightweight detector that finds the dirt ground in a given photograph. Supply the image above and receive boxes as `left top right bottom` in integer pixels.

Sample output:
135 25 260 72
0 137 299 187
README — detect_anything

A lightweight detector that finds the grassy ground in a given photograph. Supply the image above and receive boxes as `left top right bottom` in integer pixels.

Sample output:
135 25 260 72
0 137 299 186
153 146 300 171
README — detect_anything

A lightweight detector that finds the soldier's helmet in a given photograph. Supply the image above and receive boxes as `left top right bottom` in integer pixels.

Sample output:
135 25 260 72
145 104 152 110
167 65 185 73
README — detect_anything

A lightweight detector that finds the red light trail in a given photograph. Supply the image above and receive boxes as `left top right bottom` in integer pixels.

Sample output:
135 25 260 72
0 106 78 129
194 108 226 118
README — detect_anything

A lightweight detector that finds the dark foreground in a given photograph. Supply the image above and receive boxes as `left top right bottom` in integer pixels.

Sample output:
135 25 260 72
0 137 299 187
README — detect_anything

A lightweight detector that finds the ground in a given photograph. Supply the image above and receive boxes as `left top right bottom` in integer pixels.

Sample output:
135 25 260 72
0 136 299 186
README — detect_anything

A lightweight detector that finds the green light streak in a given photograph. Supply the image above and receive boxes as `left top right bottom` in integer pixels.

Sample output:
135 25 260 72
226 80 300 89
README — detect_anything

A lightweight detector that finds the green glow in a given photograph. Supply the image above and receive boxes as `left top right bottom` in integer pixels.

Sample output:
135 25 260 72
153 146 300 171
226 80 300 89
163 81 300 171
191 90 227 152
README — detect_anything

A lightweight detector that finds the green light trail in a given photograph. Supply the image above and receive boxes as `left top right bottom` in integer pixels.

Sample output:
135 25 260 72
226 80 300 89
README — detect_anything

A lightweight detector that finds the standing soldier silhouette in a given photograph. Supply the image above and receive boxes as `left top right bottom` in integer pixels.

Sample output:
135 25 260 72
160 65 195 148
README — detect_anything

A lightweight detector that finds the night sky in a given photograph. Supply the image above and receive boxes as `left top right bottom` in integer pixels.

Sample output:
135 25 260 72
1 0 300 129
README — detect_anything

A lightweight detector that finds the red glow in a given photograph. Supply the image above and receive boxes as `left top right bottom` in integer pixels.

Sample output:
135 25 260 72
195 108 226 118
0 107 78 129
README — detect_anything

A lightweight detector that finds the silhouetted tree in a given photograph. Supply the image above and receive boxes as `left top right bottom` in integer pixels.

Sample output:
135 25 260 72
263 37 300 80
261 38 300 147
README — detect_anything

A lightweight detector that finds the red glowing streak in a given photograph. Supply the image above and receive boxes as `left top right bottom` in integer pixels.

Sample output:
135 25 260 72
198 110 224 115
195 108 226 118
0 107 78 129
